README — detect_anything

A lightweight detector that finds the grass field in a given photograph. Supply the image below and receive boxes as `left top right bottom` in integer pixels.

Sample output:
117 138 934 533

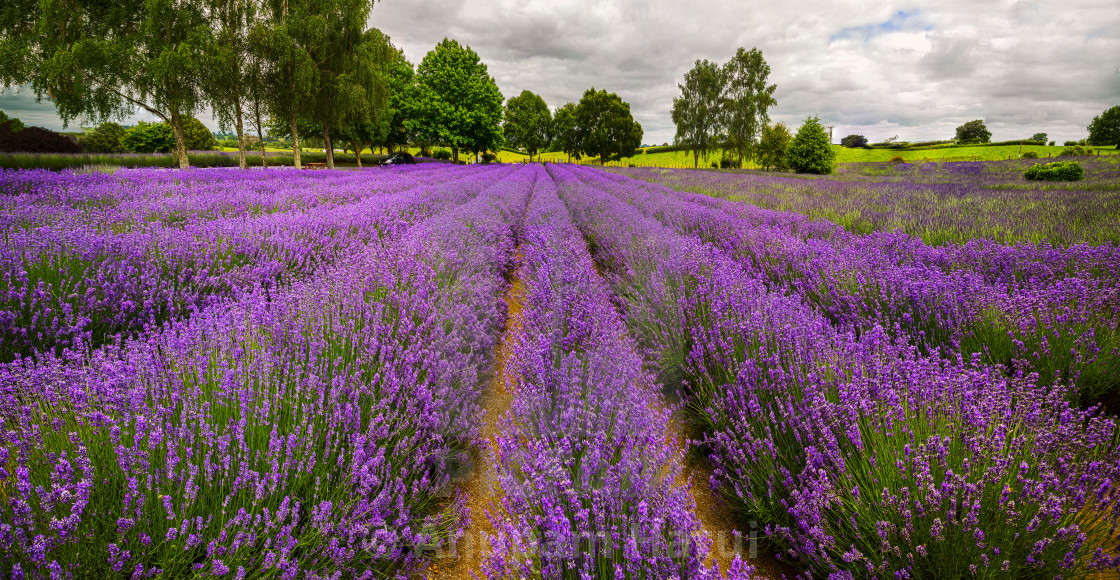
489 143 1120 167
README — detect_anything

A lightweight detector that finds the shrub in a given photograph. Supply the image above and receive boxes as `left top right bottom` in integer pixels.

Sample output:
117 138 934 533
719 157 740 169
756 122 792 171
121 122 175 153
0 122 82 154
889 155 907 163
1024 161 1084 181
1059 145 1090 157
79 122 127 153
787 115 836 174
711 161 718 169
1021 150 1039 158
1049 141 1056 146
481 152 497 164
840 134 869 148
433 149 452 160
0 110 26 132
181 117 217 150
1063 140 1078 146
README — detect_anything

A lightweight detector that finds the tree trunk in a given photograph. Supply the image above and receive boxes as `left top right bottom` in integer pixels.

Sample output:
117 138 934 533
694 151 699 169
235 102 247 170
452 146 459 163
354 142 363 167
254 102 267 168
323 124 334 169
169 107 190 170
289 113 301 169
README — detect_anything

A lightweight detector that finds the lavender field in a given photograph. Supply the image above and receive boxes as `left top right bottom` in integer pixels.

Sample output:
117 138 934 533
1 163 1118 579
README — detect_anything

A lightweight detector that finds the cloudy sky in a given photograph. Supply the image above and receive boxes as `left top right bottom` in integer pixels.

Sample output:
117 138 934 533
3 0 1118 145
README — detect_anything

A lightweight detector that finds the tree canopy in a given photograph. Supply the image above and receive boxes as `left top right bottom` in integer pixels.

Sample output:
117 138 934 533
756 122 792 171
1087 106 1120 148
955 120 992 144
723 47 777 164
788 116 837 174
503 90 551 162
841 134 868 148
1 0 211 167
671 59 726 168
409 38 504 162
575 88 643 164
551 102 581 162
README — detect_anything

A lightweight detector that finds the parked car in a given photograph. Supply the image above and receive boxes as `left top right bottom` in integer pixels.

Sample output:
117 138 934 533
382 152 415 165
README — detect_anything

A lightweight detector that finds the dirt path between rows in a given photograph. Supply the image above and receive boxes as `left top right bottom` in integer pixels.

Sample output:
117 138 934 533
424 259 524 580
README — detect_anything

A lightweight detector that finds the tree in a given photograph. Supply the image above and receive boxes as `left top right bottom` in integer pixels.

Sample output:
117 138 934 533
300 4 390 169
381 50 415 153
80 122 127 153
1 0 211 168
1087 106 1120 148
253 0 319 169
575 88 643 164
1030 132 1048 143
756 122 792 171
788 116 837 174
503 90 551 162
723 47 777 166
551 102 581 163
203 0 260 169
409 39 504 163
841 134 868 148
671 59 726 168
955 120 991 144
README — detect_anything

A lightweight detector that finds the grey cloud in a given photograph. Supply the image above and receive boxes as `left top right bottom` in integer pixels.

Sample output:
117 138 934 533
3 0 1118 145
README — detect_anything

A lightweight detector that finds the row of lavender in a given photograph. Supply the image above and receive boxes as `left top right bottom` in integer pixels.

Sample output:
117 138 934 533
552 164 1120 579
617 158 1120 246
0 166 487 361
595 168 1120 408
0 165 528 576
482 167 753 578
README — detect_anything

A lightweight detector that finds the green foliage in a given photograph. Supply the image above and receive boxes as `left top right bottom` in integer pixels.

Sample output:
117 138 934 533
1060 145 1091 156
841 134 868 148
550 102 581 161
432 149 451 160
0 110 25 132
1023 161 1084 181
672 59 726 168
121 122 176 154
723 47 777 164
181 117 217 150
503 90 551 161
409 38 504 162
1030 132 1048 143
481 152 497 164
1064 141 1079 146
574 88 643 164
787 115 837 174
756 122 792 171
79 122 127 153
382 50 416 152
955 119 992 144
5 0 211 168
1087 105 1120 147
1021 150 1039 158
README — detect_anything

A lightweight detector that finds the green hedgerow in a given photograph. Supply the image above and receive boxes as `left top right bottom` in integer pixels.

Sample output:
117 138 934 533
1023 161 1084 181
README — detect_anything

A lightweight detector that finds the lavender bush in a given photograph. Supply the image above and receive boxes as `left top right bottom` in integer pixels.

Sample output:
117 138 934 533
484 167 754 579
552 163 1120 579
0 165 527 577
